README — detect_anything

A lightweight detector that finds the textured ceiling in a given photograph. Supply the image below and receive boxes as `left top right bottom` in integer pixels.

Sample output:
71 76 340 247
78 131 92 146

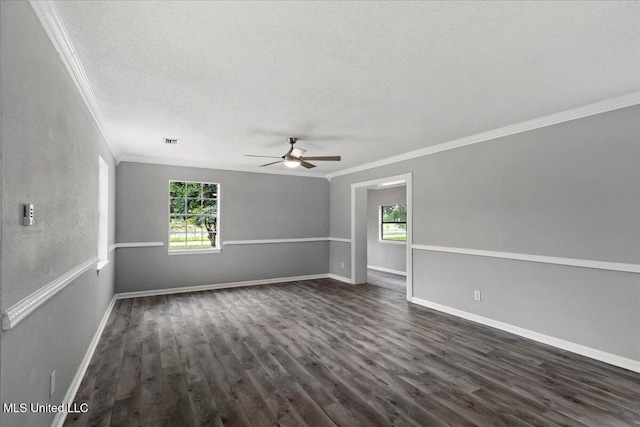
53 1 640 175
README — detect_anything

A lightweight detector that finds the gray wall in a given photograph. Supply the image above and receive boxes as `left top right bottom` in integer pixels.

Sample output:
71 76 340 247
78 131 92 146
367 186 407 273
1 2 116 425
115 162 329 293
330 105 640 361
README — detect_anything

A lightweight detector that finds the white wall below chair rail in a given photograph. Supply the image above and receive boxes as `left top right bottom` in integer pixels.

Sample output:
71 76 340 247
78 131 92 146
410 297 640 373
2 258 98 330
412 245 640 274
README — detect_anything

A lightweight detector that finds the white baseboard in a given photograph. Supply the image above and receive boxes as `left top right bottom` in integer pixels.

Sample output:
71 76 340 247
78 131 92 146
367 265 407 276
52 296 117 427
410 297 640 374
115 274 338 299
328 273 353 284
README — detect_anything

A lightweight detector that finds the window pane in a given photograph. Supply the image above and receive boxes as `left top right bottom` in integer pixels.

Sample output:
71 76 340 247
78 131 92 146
186 182 201 198
170 181 185 197
203 183 217 198
170 198 185 214
169 216 188 249
382 204 407 222
203 221 217 248
186 227 201 248
186 198 201 214
202 198 217 214
202 215 217 234
382 223 406 241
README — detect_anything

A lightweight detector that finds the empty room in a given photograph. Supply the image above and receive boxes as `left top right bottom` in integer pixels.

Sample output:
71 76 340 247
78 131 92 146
1 1 639 426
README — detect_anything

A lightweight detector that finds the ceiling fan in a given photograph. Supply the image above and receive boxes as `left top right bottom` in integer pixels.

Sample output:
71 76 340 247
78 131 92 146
245 137 341 169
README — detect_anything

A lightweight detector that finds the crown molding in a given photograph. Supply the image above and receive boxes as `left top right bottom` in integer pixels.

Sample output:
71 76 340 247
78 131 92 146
118 156 329 179
327 92 640 179
29 0 638 178
30 0 119 160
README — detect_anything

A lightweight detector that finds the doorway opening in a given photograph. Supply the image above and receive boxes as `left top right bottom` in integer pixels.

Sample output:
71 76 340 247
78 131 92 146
350 173 412 300
366 186 407 293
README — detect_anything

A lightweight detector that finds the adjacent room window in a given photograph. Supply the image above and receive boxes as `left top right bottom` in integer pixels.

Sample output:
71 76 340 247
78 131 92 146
97 156 109 268
169 181 219 251
380 204 407 242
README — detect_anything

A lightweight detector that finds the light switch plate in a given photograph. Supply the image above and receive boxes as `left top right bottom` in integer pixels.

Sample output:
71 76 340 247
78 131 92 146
23 204 34 226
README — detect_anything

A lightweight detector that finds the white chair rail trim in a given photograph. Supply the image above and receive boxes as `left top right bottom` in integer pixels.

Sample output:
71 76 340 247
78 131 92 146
115 242 164 248
224 237 339 245
412 244 640 274
2 257 98 330
328 237 351 243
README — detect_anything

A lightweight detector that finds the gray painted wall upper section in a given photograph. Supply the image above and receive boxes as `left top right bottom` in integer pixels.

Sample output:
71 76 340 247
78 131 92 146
115 162 329 292
367 186 407 272
1 2 116 425
117 162 328 242
329 105 639 361
332 106 640 264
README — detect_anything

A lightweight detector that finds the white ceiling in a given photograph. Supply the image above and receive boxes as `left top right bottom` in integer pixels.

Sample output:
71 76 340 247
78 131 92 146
53 1 640 175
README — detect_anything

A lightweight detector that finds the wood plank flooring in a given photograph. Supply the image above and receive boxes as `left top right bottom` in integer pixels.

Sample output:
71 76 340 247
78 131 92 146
65 278 640 426
367 268 406 294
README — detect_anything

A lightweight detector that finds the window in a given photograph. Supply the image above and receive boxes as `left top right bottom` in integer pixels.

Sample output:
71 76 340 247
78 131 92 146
169 181 219 252
97 156 109 269
380 204 407 242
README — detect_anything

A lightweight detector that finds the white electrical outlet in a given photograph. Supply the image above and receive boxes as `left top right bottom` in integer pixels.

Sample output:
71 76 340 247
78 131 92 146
474 290 481 301
341 262 344 269
50 371 55 396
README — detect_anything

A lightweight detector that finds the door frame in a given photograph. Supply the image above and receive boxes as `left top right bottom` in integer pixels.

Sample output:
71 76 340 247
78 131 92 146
350 173 412 300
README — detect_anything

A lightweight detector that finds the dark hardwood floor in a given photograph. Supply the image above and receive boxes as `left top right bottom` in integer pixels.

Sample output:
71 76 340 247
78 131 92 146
367 268 406 294
65 278 640 426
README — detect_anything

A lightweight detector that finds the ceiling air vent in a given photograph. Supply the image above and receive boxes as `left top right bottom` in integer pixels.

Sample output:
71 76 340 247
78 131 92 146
164 138 180 145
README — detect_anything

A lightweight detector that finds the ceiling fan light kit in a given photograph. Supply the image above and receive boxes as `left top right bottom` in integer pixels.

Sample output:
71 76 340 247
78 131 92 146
283 155 301 168
245 137 341 170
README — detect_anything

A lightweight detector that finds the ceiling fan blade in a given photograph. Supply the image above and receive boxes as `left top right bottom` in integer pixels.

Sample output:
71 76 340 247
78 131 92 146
291 147 306 158
260 160 282 167
301 156 341 161
300 161 316 169
244 155 281 158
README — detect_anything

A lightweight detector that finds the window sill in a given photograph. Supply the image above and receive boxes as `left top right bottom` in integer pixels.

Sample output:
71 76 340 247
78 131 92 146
97 260 110 271
378 240 407 245
168 248 221 256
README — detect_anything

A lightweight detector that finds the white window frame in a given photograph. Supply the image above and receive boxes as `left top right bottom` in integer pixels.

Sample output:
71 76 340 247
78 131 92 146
168 180 221 255
97 156 109 270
